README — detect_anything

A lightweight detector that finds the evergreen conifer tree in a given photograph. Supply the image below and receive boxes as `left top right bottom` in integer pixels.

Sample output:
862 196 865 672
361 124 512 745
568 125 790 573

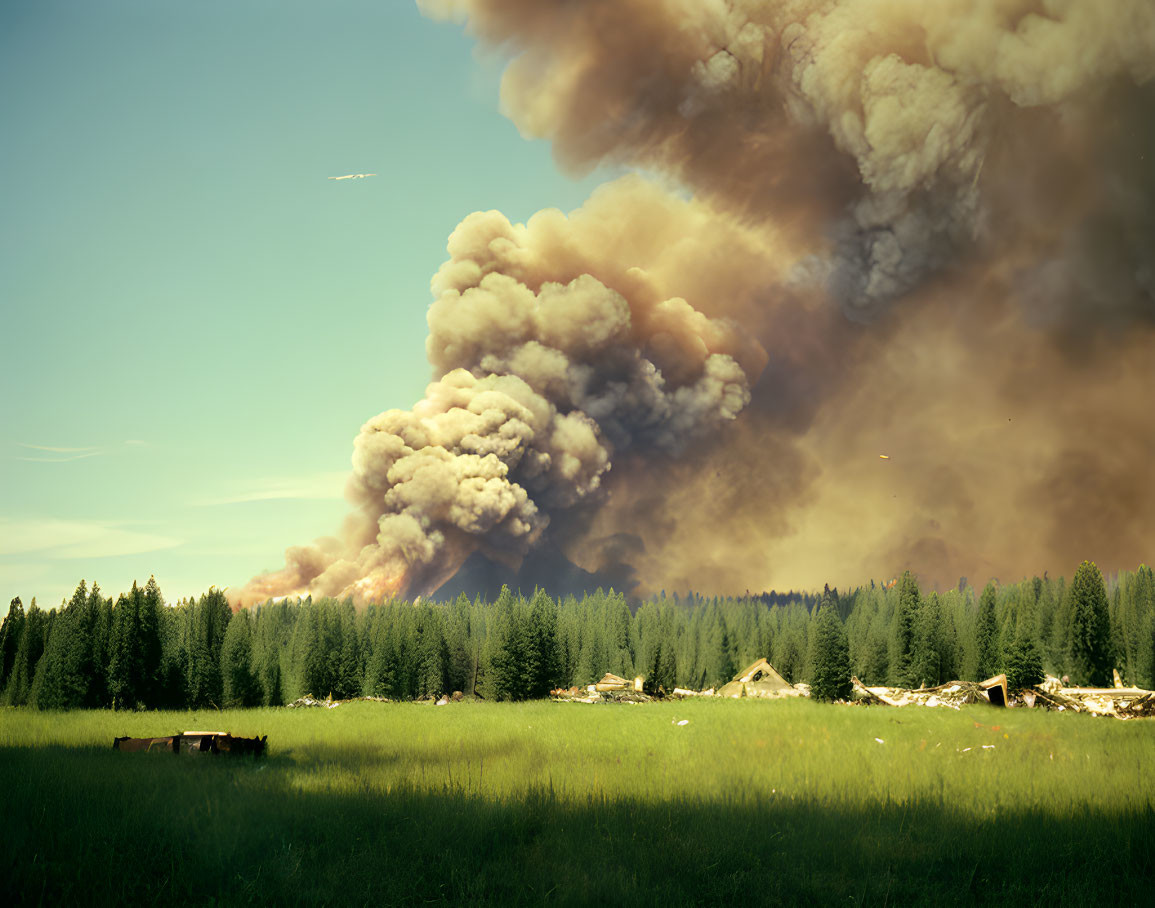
709 618 736 688
485 586 524 700
975 582 1000 680
0 597 25 693
416 606 449 699
810 592 852 701
1129 565 1155 688
1003 629 1045 691
526 589 560 697
4 599 44 706
138 577 164 705
107 580 165 709
1068 560 1112 686
891 571 920 687
364 607 399 698
107 592 134 709
445 594 473 694
186 586 230 707
221 609 261 707
910 592 943 687
31 581 96 709
291 603 329 699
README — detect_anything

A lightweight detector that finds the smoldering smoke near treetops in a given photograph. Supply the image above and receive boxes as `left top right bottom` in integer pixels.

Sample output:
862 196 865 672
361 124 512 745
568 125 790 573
237 1 1155 606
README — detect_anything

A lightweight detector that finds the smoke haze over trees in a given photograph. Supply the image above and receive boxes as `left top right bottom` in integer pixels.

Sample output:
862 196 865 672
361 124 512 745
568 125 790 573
6 560 1155 710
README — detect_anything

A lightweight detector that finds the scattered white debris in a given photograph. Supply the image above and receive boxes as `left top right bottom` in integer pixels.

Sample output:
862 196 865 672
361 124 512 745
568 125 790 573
982 744 995 750
874 737 885 744
676 719 689 726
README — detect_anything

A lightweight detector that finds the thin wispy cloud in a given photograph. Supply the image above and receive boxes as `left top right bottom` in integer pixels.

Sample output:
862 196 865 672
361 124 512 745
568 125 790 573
18 444 100 453
198 471 348 506
15 442 103 463
0 517 181 560
14 441 147 462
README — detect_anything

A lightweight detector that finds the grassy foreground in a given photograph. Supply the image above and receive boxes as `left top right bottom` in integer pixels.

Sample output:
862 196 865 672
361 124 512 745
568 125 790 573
1 699 1152 906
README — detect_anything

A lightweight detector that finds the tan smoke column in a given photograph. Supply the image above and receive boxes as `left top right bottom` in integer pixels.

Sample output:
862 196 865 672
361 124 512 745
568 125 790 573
238 179 770 605
242 1 1155 602
408 0 1155 593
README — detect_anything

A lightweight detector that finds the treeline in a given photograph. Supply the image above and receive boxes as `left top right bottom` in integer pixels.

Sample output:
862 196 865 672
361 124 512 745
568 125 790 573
1 560 1152 710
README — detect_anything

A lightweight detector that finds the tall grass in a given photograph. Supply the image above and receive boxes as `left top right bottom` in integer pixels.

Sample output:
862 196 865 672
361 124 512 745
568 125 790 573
2 700 1152 905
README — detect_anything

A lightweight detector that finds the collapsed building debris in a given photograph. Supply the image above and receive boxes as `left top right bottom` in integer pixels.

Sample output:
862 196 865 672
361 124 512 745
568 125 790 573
718 659 805 700
286 694 391 709
594 673 645 693
852 672 1155 719
1025 677 1155 719
549 657 1154 718
553 658 801 702
671 687 715 698
113 731 267 757
851 676 1007 709
552 672 652 702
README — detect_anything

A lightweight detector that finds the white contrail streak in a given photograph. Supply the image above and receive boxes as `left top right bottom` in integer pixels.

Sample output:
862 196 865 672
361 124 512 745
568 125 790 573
328 173 377 180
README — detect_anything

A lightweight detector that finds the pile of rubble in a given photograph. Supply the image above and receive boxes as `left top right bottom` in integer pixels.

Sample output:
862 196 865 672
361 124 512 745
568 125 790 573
547 657 1155 720
718 659 809 700
286 694 391 709
849 672 1155 719
550 685 655 704
551 672 656 703
1023 676 1155 719
851 674 1009 709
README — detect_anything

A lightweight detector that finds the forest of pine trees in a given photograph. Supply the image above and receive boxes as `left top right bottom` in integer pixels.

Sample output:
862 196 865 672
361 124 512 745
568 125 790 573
2 560 1153 710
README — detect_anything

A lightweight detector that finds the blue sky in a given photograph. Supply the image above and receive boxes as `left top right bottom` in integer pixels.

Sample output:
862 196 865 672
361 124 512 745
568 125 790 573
0 0 606 607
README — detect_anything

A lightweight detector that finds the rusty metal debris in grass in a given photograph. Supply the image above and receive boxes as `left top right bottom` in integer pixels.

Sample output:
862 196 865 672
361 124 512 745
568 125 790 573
113 731 267 756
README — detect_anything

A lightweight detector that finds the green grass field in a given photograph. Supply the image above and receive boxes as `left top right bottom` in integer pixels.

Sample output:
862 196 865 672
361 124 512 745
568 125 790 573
2 699 1152 906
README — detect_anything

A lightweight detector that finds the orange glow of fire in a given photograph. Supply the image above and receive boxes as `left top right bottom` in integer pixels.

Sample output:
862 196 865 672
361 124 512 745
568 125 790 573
346 571 405 604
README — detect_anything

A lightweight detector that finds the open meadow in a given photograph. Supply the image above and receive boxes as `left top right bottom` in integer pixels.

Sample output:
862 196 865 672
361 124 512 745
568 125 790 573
2 698 1152 906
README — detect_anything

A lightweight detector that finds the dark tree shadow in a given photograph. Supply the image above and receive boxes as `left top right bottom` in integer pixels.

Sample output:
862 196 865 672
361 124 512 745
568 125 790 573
1 745 1150 906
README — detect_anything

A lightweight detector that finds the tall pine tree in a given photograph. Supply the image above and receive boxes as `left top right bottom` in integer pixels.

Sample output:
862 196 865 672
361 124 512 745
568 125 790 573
891 571 920 687
221 609 261 707
107 580 164 709
4 599 45 706
975 582 1000 680
1067 561 1112 686
186 586 231 707
0 597 25 694
810 590 852 701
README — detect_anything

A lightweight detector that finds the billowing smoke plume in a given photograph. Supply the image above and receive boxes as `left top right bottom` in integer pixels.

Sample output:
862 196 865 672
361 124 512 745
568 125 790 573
421 0 1155 319
241 1 1155 603
239 182 766 603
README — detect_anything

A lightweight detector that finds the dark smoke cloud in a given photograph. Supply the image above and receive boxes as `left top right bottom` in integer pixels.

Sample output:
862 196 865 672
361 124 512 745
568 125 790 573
239 2 1155 603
